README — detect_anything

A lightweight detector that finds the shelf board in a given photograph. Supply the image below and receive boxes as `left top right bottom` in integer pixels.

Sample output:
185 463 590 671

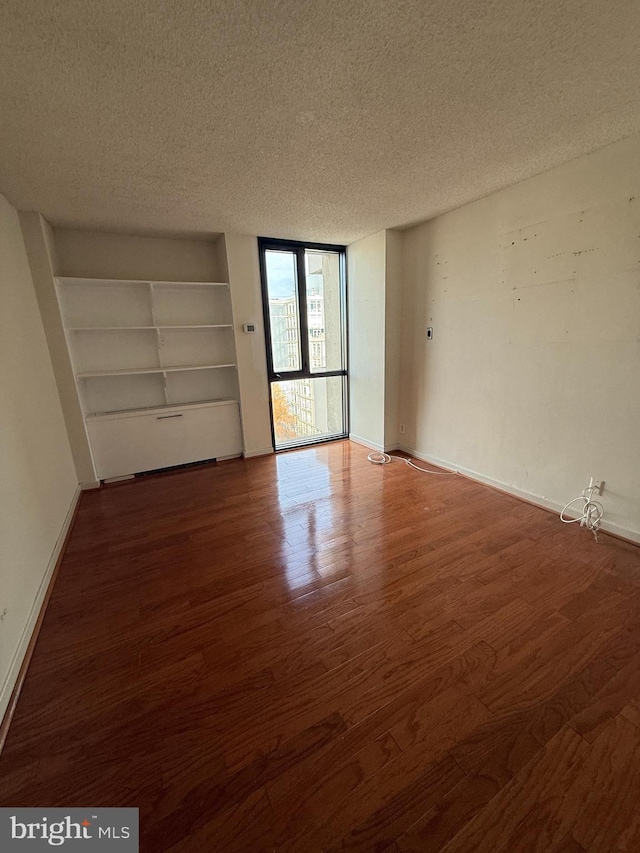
67 324 233 331
85 398 239 419
56 277 229 288
68 326 156 331
77 364 237 379
159 324 233 329
57 277 152 287
152 281 229 289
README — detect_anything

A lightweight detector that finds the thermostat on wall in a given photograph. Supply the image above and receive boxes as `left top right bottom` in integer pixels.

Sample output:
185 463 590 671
243 323 256 333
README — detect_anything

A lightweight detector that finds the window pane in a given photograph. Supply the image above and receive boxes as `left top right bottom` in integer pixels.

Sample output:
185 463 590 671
265 250 301 372
305 250 343 373
271 376 345 447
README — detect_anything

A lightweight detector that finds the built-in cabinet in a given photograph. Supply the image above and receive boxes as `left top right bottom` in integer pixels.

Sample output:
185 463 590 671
56 275 243 478
86 399 243 480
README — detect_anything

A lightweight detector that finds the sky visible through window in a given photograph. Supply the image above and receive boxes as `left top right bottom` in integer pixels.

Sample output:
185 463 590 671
265 251 297 299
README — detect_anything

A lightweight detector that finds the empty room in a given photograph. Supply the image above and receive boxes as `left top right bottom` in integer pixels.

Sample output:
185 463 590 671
1 1 640 851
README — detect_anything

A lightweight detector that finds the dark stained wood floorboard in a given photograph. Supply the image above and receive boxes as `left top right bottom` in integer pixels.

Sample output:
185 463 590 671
1 439 640 851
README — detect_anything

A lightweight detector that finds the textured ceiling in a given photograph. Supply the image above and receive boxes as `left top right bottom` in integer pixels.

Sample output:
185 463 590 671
0 0 639 244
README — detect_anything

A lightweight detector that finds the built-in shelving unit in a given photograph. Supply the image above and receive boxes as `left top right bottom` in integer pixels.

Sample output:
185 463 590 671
55 273 243 478
56 277 240 416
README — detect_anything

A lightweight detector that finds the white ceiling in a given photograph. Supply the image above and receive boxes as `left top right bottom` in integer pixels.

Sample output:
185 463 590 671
0 0 639 244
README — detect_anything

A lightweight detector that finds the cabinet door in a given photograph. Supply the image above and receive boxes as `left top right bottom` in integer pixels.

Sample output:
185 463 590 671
87 403 242 479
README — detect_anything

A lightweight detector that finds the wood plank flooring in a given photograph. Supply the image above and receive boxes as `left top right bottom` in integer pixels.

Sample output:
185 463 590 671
1 439 640 852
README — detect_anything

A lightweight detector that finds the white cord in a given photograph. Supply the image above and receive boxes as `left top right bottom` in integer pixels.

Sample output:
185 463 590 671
560 479 604 542
367 450 457 475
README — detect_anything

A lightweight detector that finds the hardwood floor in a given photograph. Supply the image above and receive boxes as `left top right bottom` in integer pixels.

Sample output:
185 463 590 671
1 439 639 852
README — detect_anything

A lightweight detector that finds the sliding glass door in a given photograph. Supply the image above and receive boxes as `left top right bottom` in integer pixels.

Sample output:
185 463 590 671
259 238 348 450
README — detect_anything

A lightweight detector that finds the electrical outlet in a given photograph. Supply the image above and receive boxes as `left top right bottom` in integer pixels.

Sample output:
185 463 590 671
0 608 7 623
587 478 605 496
399 424 406 435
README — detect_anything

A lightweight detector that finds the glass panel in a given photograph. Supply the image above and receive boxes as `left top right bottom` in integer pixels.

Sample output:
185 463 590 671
305 250 343 374
271 376 345 448
265 250 301 373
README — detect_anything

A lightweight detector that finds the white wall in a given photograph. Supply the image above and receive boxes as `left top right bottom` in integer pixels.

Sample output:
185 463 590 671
54 228 223 282
224 234 273 456
384 230 402 449
348 230 387 448
400 134 640 540
20 214 97 485
348 229 404 451
0 193 78 723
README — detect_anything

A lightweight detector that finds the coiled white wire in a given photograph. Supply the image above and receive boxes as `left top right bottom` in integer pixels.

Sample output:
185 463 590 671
559 482 604 542
367 450 457 475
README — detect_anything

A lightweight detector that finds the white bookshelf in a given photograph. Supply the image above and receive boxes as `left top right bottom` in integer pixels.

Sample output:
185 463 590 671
55 276 243 477
56 277 239 416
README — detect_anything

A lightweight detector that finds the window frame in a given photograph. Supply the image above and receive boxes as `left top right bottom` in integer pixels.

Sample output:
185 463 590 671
258 236 349 450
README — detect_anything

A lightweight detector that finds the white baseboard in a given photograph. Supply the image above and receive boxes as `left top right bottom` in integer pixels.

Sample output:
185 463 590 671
349 433 384 452
349 435 401 454
243 447 274 459
0 485 82 731
399 444 640 546
80 480 101 490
